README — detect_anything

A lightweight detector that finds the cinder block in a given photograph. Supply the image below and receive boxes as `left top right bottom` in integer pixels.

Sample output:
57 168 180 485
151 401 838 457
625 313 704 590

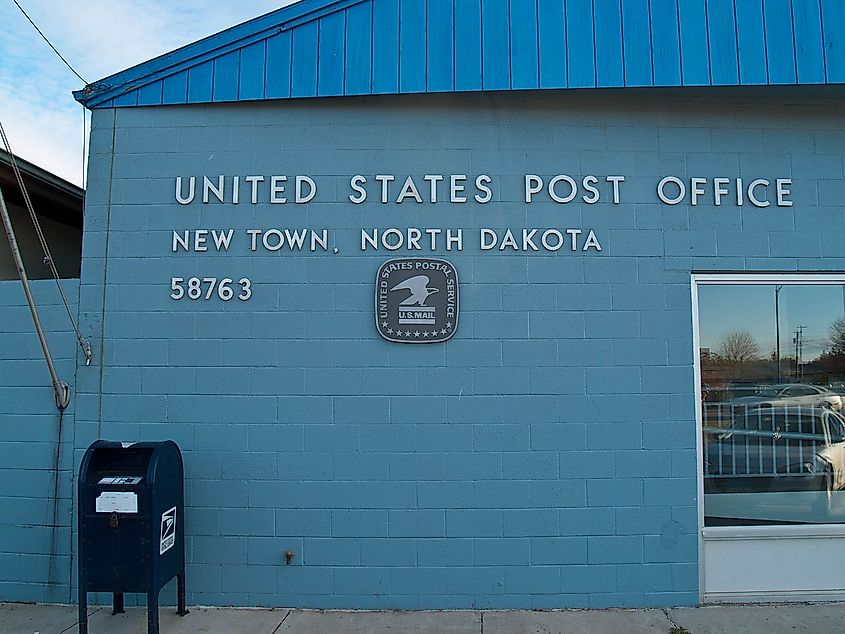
277 452 332 481
642 422 695 449
304 425 359 452
331 510 388 537
192 536 246 563
358 482 417 509
194 368 251 395
389 396 445 423
585 312 639 338
588 535 643 564
559 508 615 536
276 566 334 595
278 396 333 423
474 537 530 565
389 510 445 537
389 567 448 594
275 509 332 537
587 478 642 507
586 423 642 451
220 508 275 537
586 367 641 394
641 366 694 394
557 284 612 310
528 255 584 284
220 564 277 594
417 538 473 566
446 566 505 595
417 481 473 509
504 395 557 423
643 478 696 507
389 453 445 480
502 452 558 479
530 367 586 395
473 312 530 338
474 368 531 395
301 481 361 508
332 453 389 480
615 506 673 536
304 369 360 395
643 533 697 563
501 340 557 366
503 283 561 309
446 509 502 537
415 424 474 453
333 567 389 594
359 539 417 566
444 453 501 480
503 509 559 537
474 480 531 509
614 450 671 478
769 231 822 257
447 396 502 424
192 423 248 451
302 537 361 567
248 480 302 508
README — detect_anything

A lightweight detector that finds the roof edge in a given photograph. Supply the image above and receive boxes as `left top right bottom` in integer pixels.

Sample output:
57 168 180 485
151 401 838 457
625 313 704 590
0 149 84 200
74 0 365 108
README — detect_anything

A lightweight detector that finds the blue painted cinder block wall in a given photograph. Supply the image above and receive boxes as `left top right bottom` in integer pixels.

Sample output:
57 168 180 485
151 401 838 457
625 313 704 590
0 279 78 603
70 89 845 608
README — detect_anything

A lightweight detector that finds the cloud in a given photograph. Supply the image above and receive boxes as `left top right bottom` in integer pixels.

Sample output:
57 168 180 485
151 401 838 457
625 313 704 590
0 0 288 187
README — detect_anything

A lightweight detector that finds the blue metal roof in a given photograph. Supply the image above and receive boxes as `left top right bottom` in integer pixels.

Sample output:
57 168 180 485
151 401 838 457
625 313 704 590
74 0 845 109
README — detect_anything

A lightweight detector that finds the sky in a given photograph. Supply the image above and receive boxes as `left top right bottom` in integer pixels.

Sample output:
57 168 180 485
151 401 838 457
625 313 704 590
0 0 291 188
698 284 845 362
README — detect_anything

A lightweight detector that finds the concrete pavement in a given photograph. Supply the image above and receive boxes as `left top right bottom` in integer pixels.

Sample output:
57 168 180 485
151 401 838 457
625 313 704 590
2 601 845 633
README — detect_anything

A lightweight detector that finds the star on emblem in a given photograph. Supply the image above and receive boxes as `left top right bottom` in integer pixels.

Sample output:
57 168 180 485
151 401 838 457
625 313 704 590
440 328 447 335
446 321 453 329
381 321 389 328
387 328 394 334
414 331 421 337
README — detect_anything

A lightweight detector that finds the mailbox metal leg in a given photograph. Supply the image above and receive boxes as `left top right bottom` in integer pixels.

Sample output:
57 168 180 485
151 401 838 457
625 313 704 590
112 592 125 614
147 590 159 634
177 572 189 616
78 590 88 634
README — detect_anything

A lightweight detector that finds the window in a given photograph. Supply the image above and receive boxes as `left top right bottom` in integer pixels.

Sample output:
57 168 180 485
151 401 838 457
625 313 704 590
695 276 845 526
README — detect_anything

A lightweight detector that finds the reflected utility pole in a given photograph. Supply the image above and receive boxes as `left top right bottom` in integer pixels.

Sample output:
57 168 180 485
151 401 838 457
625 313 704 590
794 325 806 382
775 285 783 383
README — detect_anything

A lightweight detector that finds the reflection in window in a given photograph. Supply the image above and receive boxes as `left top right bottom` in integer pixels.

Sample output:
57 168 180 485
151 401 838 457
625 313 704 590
698 283 845 526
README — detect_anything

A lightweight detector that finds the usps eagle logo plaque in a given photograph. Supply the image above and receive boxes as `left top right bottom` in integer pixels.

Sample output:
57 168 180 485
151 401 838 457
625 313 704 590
376 258 459 344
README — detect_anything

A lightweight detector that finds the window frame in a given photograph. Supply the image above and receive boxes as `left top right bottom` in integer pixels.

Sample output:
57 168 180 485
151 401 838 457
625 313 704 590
692 273 845 599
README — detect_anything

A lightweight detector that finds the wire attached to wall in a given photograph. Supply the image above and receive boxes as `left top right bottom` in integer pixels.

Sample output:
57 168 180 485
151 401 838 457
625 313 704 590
0 121 93 365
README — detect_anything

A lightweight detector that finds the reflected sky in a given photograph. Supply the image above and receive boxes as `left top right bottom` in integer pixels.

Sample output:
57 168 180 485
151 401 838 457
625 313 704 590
698 284 845 360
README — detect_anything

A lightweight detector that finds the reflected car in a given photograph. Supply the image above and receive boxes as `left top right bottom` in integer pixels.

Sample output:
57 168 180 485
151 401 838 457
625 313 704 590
729 383 842 411
704 406 845 494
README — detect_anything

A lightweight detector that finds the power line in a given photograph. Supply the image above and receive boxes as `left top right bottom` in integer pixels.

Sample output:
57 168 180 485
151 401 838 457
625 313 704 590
12 0 88 84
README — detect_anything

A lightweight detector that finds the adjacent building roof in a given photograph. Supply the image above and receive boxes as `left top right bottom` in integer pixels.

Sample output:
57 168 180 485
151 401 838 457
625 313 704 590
74 0 845 109
0 149 84 228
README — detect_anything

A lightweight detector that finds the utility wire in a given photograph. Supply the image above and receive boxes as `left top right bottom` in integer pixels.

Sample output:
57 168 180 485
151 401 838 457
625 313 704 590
12 0 88 84
0 121 92 364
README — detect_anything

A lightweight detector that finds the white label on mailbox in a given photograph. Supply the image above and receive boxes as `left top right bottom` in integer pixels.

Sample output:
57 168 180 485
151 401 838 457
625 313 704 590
160 506 176 555
98 476 143 485
95 491 138 513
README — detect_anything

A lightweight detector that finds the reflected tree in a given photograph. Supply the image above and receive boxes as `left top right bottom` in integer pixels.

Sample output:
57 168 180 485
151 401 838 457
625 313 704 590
718 330 760 365
831 318 845 355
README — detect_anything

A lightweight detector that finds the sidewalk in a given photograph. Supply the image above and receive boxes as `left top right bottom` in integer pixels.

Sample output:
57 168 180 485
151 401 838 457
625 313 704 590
2 601 844 634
